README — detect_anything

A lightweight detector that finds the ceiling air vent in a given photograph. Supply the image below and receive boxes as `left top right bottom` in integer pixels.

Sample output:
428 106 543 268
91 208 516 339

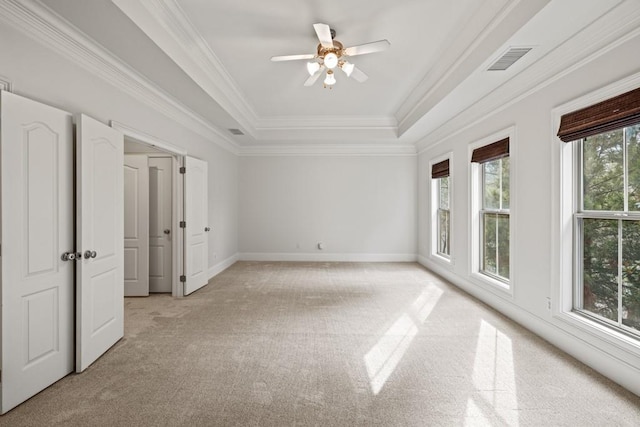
228 128 244 136
487 47 532 71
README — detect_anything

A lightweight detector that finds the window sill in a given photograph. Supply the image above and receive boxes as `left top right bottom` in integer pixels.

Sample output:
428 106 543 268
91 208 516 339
553 310 640 358
469 271 513 298
430 253 453 268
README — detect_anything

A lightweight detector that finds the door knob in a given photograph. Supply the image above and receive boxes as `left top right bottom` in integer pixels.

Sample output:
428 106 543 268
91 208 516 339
61 252 76 261
61 252 82 261
164 229 171 234
205 227 211 232
84 250 98 259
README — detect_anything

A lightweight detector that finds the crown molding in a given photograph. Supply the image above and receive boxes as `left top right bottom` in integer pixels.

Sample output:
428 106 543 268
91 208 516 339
112 0 415 143
396 0 514 127
254 115 397 130
239 144 416 157
0 76 12 92
112 0 259 138
396 0 550 136
253 115 398 142
0 0 240 155
416 0 640 154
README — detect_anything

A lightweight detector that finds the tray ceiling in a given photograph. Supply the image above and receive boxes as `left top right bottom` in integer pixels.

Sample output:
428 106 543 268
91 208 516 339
36 0 637 150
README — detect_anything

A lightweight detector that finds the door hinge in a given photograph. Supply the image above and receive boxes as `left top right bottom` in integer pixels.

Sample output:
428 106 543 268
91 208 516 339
179 221 186 228
179 166 186 174
180 275 186 283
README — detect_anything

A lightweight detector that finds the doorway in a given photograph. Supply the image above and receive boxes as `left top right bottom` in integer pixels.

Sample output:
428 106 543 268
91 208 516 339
124 139 179 297
113 121 210 297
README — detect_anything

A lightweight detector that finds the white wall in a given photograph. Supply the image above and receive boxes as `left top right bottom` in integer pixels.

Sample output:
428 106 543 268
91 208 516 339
417 34 640 395
239 155 417 261
0 20 239 276
5 0 639 398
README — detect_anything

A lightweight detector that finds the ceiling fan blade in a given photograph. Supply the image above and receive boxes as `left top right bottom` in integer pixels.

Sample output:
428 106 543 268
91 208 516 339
344 40 390 57
271 53 316 62
313 23 334 48
349 66 368 83
304 66 325 86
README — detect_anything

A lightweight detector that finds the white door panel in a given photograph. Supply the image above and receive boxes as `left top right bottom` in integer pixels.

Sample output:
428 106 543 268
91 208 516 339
124 155 149 296
184 156 208 295
1 91 74 414
76 114 124 373
149 157 172 293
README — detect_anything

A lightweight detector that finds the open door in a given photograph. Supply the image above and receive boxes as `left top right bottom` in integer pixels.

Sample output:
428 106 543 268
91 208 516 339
75 114 124 372
1 92 74 413
124 154 149 296
184 156 209 295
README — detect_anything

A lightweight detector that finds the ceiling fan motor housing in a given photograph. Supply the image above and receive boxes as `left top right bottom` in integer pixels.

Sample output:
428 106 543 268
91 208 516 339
317 40 344 62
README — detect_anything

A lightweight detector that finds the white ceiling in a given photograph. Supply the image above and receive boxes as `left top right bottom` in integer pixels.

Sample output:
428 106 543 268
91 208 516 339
39 0 637 151
180 0 483 118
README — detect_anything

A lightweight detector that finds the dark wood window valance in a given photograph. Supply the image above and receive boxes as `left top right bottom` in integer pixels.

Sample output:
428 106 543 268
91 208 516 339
557 86 640 142
431 159 450 179
471 138 509 163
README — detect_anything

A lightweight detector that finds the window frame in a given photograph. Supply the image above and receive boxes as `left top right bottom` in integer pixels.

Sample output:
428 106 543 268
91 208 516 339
552 75 640 357
480 157 510 283
436 176 451 259
469 128 516 296
572 131 640 338
430 154 453 265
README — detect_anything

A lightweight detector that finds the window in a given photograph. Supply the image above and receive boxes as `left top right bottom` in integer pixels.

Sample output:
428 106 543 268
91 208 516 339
472 138 510 283
432 159 450 258
558 86 640 337
574 125 640 335
481 158 510 279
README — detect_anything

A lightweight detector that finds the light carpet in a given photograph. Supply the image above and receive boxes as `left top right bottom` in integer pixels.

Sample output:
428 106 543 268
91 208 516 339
1 262 639 426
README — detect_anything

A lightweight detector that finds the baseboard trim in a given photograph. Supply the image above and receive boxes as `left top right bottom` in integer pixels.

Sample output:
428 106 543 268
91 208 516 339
416 257 640 397
239 252 418 262
417 254 430 266
208 253 239 280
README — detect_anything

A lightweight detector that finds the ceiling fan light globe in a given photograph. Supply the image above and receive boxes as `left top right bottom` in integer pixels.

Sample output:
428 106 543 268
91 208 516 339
342 62 355 77
324 71 336 86
324 52 339 69
306 61 320 76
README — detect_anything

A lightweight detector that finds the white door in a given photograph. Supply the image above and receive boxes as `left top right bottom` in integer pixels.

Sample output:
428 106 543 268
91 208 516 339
124 155 149 296
184 156 209 295
76 114 124 373
0 92 74 414
149 156 173 293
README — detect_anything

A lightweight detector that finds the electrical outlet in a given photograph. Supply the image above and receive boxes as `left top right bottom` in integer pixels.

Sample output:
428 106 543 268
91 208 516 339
546 297 551 311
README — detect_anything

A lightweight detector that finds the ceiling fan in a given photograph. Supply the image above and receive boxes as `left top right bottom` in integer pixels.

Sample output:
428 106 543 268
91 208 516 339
271 23 390 88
